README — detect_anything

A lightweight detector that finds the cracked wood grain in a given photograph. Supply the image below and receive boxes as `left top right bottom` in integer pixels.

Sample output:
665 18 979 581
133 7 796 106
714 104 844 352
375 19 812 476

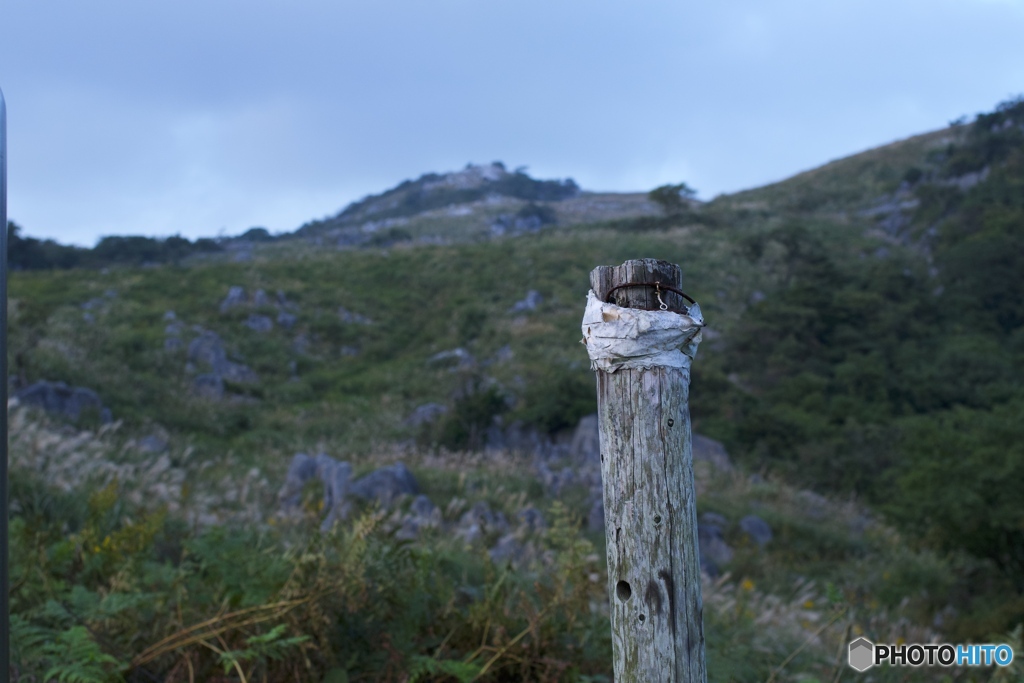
590 259 707 683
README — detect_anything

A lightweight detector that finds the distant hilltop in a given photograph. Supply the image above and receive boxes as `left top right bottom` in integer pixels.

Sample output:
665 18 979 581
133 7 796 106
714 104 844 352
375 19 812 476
295 162 581 240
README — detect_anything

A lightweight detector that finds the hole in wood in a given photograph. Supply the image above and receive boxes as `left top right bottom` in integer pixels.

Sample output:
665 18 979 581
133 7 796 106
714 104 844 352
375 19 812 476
653 514 662 525
667 418 675 427
638 613 646 624
616 580 632 602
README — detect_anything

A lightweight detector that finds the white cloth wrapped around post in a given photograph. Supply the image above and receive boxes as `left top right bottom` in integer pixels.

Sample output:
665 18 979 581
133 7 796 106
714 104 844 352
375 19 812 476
580 289 704 373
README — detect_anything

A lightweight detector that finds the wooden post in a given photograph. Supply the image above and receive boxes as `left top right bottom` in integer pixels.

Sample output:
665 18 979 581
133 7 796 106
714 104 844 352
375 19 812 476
588 258 706 683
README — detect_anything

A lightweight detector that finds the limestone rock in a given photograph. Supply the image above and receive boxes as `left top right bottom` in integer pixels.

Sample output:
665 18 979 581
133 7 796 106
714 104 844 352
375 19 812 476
404 403 448 427
220 286 246 313
691 434 734 472
349 463 419 506
338 306 372 325
516 506 547 533
396 494 442 540
14 381 111 423
252 289 271 308
570 414 600 462
427 347 475 370
457 501 509 544
276 311 298 329
697 513 733 577
244 314 274 333
193 374 225 400
187 330 259 387
740 515 773 547
278 453 317 513
509 289 543 313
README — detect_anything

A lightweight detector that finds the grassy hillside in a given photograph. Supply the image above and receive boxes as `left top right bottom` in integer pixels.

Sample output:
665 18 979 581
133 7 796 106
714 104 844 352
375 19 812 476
8 97 1024 681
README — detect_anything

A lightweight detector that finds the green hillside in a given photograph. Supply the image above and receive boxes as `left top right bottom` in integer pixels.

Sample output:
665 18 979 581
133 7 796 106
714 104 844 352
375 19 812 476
7 97 1024 682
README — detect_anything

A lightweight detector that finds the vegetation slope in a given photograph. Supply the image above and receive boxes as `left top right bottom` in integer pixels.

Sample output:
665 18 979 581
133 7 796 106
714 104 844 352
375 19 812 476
6 97 1024 682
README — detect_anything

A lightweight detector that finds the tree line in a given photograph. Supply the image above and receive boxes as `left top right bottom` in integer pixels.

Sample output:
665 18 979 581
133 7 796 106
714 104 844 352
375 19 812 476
6 222 224 270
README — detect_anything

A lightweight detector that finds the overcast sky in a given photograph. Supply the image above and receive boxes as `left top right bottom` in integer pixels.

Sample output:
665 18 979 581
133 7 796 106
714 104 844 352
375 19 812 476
2 0 1023 246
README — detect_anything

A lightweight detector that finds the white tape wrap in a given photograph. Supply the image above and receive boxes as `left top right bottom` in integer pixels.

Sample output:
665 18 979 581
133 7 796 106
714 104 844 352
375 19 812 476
581 289 704 373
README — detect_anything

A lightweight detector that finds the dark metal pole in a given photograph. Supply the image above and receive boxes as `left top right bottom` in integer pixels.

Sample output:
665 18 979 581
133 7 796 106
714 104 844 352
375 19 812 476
1 86 10 681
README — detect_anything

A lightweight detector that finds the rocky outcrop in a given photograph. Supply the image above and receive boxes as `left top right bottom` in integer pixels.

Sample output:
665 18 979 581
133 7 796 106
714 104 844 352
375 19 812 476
739 514 773 547
697 512 733 578
349 463 419 506
220 286 247 313
427 348 475 371
14 381 112 423
509 290 543 313
692 434 734 472
404 403 448 427
338 306 372 325
244 315 274 333
569 414 600 462
187 329 259 391
275 454 557 567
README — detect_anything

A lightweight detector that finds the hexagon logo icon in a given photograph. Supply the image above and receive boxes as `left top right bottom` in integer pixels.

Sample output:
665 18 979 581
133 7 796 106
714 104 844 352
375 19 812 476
849 637 875 672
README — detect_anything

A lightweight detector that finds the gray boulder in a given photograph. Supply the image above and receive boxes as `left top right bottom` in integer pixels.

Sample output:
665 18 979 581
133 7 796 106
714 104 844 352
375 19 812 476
517 506 547 534
14 381 111 423
138 434 168 453
404 402 448 427
252 289 271 307
277 311 298 330
319 460 353 531
796 490 829 520
570 414 600 462
697 513 733 578
220 361 259 385
164 315 185 351
278 453 317 512
188 331 229 369
410 494 440 521
458 501 509 543
489 345 515 365
536 461 576 496
276 290 293 308
509 290 543 313
427 347 474 370
193 374 225 400
314 453 348 510
692 434 734 472
220 286 246 313
396 495 442 541
349 463 419 506
395 517 424 541
739 515 773 548
188 330 259 386
489 534 525 565
277 452 354 530
244 314 274 333
338 306 372 325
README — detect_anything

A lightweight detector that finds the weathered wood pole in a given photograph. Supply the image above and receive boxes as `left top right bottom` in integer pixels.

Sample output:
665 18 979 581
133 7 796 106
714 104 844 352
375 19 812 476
584 258 706 683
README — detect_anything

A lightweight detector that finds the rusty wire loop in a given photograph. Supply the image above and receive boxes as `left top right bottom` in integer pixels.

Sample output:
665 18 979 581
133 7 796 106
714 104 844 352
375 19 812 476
604 281 697 314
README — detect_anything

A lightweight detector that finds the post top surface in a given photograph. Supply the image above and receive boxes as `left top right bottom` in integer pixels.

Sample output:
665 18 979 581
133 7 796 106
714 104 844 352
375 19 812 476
590 259 685 312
